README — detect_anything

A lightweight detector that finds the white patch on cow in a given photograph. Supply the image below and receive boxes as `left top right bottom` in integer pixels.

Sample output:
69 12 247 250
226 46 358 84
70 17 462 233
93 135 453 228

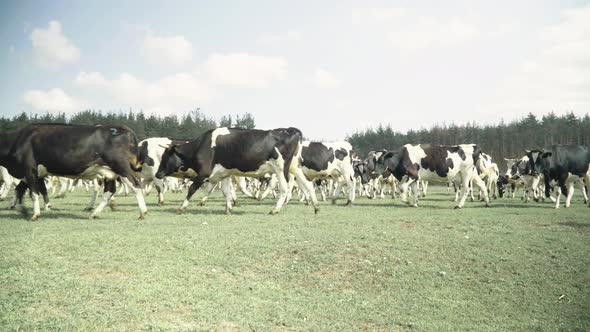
37 164 49 177
302 141 311 147
404 145 427 165
211 127 231 148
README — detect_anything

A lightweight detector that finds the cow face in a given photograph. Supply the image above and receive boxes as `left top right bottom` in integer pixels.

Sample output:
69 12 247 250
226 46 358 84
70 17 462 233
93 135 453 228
155 146 185 179
353 161 371 184
497 175 509 197
525 149 550 175
138 141 155 167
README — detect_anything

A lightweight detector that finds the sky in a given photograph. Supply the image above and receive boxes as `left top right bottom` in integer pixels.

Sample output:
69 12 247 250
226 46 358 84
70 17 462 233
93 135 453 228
1 0 589 141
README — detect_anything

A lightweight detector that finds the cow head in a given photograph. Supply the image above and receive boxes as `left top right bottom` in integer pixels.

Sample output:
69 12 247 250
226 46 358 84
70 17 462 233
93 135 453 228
138 141 155 167
496 175 509 197
525 149 551 175
155 145 186 179
353 160 370 184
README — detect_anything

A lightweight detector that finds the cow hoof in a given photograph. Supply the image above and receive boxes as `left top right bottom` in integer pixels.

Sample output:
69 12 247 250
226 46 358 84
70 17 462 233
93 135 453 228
109 201 117 211
83 207 93 211
485 204 491 208
157 201 164 206
232 200 238 207
89 214 98 219
137 213 145 220
269 210 278 215
176 208 185 214
44 204 52 211
411 204 418 208
198 201 206 206
225 210 232 215
345 200 353 206
454 205 462 209
331 199 337 205
30 214 40 221
314 206 320 214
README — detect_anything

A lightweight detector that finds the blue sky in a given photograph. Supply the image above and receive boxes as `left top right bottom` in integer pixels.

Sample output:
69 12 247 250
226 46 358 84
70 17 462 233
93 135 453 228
1 0 589 140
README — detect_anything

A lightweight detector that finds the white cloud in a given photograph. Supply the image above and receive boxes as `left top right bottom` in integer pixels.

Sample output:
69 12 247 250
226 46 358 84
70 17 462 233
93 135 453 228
314 68 341 88
257 29 301 44
484 5 590 117
23 88 88 113
204 53 287 88
353 7 479 50
76 71 213 113
30 20 80 69
141 31 193 66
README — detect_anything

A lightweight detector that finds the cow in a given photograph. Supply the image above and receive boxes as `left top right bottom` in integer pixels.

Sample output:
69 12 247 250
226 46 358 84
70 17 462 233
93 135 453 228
298 141 356 205
0 123 147 220
373 144 491 208
475 153 500 200
138 137 190 205
525 145 590 208
499 157 543 202
155 127 319 215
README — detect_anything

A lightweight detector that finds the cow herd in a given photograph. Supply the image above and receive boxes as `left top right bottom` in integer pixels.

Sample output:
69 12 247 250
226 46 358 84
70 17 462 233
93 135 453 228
0 123 589 221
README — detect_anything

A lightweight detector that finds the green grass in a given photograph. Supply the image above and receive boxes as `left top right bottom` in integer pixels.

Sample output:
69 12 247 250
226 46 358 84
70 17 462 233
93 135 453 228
1 186 589 331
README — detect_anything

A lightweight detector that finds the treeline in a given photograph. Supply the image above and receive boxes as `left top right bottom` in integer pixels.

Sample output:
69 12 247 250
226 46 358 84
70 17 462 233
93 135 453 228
0 109 256 141
347 112 590 170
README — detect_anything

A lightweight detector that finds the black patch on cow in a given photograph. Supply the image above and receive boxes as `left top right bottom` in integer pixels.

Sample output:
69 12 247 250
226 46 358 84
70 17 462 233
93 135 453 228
419 144 454 177
447 146 466 160
334 148 348 161
301 143 335 172
138 141 155 167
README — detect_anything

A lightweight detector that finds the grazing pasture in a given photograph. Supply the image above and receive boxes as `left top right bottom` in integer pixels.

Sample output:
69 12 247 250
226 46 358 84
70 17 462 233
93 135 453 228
0 187 589 331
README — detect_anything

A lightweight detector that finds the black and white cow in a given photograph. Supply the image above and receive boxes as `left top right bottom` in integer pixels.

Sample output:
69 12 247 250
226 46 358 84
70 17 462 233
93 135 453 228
476 153 500 200
0 124 147 220
498 156 543 201
155 127 319 215
373 144 491 208
299 141 356 205
526 145 590 208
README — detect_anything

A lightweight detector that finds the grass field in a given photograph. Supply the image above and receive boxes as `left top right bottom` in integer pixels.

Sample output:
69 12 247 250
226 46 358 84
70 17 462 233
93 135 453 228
1 186 589 331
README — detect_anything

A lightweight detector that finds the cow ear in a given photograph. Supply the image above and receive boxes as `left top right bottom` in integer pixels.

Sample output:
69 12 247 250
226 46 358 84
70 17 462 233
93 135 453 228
525 149 530 154
542 151 552 158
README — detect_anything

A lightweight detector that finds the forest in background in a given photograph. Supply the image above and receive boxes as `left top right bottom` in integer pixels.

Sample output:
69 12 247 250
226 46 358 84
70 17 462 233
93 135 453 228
1 110 588 171
0 109 255 141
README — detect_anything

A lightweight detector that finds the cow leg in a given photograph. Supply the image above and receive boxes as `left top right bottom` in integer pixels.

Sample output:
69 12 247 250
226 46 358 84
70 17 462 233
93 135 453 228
85 184 99 211
455 172 473 209
269 170 289 215
198 182 216 206
260 176 278 201
90 180 116 219
284 173 295 204
410 180 419 207
153 178 165 205
331 177 344 204
554 187 562 209
236 177 256 199
12 182 26 213
220 178 233 215
344 171 356 205
179 178 205 213
564 181 575 208
37 179 51 211
120 177 147 219
472 175 491 207
585 173 590 207
289 165 319 214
